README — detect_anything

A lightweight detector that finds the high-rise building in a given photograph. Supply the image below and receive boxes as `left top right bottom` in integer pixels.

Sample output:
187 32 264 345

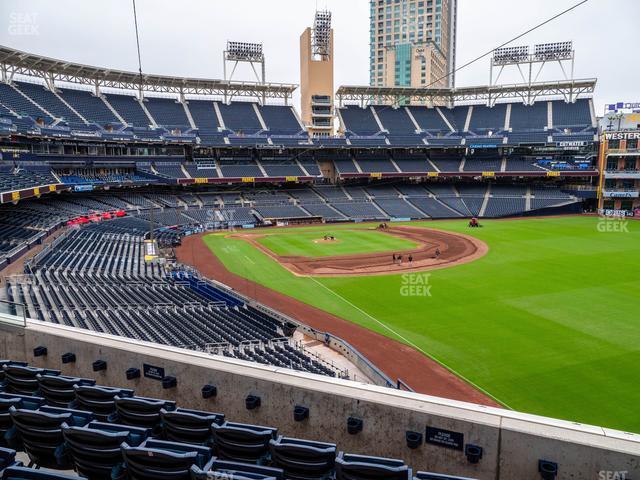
300 11 334 137
369 0 457 90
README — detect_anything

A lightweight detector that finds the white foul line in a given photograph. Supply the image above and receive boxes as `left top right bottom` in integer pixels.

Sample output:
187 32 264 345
308 276 510 409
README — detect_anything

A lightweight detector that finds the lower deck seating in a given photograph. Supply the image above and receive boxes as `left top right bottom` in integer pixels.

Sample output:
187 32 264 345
0 184 579 268
255 205 310 219
4 223 339 378
375 199 426 219
483 197 526 217
299 203 345 221
408 198 462 219
331 202 386 220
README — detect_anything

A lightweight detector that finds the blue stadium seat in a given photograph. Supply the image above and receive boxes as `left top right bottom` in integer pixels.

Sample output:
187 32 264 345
160 408 224 445
72 385 134 421
57 88 120 126
0 84 53 124
0 394 45 448
468 104 507 133
13 82 83 125
269 436 336 480
118 438 211 480
36 374 95 408
552 99 591 128
218 102 263 134
335 452 412 480
339 106 380 135
145 97 190 130
407 107 450 132
112 396 176 432
211 421 277 464
62 420 149 480
1 466 79 480
259 105 302 135
104 93 150 127
509 102 548 131
191 458 284 480
0 363 26 392
9 406 92 469
2 366 59 396
376 107 417 135
0 447 18 471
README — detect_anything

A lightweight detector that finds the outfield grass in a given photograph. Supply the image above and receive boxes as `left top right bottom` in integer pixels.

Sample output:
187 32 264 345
255 227 417 257
203 217 640 433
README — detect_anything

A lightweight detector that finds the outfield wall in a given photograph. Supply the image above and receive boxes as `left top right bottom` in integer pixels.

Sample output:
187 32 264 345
0 315 638 480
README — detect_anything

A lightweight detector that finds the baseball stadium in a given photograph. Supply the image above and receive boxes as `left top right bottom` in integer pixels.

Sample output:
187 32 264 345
0 1 638 479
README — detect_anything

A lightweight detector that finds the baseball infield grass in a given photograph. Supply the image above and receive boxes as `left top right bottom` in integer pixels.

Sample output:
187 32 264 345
255 228 417 257
203 217 640 433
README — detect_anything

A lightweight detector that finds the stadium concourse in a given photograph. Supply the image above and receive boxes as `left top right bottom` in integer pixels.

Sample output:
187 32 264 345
0 44 635 480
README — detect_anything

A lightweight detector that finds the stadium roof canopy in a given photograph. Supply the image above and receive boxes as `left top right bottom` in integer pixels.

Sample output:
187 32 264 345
336 78 597 107
0 45 297 101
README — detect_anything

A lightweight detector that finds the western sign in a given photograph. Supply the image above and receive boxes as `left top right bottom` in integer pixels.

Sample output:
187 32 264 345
602 132 640 141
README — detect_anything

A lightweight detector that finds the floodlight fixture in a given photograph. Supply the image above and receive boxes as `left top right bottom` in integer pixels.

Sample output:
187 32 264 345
533 41 573 61
226 41 264 62
312 10 332 60
493 46 529 65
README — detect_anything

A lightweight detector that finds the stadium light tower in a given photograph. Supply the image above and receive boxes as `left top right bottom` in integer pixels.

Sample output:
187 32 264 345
300 10 335 137
490 41 575 103
223 41 266 85
311 10 332 61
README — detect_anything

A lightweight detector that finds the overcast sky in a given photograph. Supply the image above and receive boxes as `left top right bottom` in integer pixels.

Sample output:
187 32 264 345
0 0 637 114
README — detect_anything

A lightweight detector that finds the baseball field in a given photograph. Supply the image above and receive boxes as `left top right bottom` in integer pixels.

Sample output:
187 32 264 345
200 216 640 433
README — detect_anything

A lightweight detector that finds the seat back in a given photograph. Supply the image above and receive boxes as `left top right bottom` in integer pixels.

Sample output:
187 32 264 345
2 366 55 396
269 436 336 480
0 362 28 386
9 408 73 469
36 375 95 408
1 465 79 479
211 421 277 464
0 447 17 471
335 452 411 480
114 396 176 431
0 394 44 448
161 408 223 445
62 421 147 480
191 458 284 480
120 439 210 480
72 385 133 420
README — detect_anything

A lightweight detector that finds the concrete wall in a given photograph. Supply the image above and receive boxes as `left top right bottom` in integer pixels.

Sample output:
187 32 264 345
1 318 639 480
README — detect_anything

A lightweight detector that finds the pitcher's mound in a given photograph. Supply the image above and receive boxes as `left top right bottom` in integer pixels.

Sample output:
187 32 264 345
313 238 342 244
